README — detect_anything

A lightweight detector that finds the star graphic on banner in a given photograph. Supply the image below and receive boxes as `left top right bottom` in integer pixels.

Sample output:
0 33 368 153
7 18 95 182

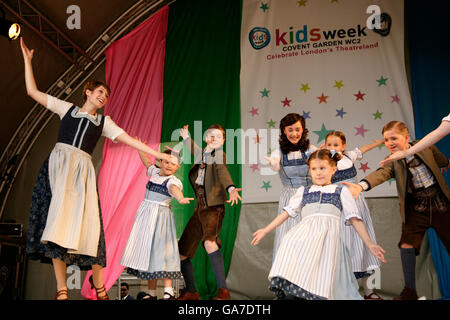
267 119 276 128
297 0 308 7
282 97 292 107
260 3 269 12
317 93 328 104
376 76 388 86
250 164 260 172
354 90 366 101
300 83 310 93
302 111 311 119
253 134 262 144
261 180 272 191
336 107 346 118
387 178 395 185
313 123 334 143
359 162 370 173
373 109 383 120
391 95 400 103
249 107 259 116
334 80 344 91
355 124 369 137
260 88 270 98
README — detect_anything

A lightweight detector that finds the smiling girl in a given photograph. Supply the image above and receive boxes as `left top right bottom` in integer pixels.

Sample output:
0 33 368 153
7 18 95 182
252 149 386 300
264 113 317 267
121 149 193 300
21 38 169 300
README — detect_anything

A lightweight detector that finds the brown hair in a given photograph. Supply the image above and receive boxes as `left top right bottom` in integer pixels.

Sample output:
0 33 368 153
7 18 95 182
307 149 342 167
163 149 181 165
382 121 409 136
279 113 310 154
325 131 346 145
207 124 226 140
82 80 111 104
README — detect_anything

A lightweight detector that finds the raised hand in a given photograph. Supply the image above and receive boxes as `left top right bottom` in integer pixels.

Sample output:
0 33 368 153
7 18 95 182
180 125 190 140
379 150 408 166
226 188 242 206
342 182 363 200
20 37 34 61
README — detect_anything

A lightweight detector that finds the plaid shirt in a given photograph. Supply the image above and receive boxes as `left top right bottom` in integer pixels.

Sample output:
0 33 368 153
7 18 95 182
405 155 436 190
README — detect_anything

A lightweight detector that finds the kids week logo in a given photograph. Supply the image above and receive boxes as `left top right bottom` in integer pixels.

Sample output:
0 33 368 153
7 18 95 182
249 24 370 50
249 10 391 60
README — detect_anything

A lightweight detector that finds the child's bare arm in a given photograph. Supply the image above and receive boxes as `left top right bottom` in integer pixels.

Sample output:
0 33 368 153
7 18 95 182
168 185 194 204
350 218 386 263
359 139 384 154
251 211 289 246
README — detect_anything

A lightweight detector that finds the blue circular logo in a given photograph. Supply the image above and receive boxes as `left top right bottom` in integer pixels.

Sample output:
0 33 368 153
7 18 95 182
249 27 271 50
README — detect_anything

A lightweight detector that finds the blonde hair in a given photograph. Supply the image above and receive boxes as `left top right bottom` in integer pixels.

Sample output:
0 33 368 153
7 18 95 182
382 121 409 136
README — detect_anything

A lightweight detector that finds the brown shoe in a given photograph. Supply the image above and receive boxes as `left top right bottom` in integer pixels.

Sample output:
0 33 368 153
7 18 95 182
215 288 230 300
177 289 200 300
393 287 418 300
364 292 384 300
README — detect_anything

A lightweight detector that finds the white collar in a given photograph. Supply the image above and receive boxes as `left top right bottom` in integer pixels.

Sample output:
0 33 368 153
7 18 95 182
71 107 102 126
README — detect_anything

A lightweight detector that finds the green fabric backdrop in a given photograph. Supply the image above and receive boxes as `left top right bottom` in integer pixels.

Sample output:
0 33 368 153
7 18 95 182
161 0 242 299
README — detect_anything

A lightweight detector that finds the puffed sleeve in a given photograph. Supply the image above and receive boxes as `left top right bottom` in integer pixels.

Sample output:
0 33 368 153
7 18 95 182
345 148 363 163
283 186 305 218
167 176 183 196
442 113 450 122
341 186 362 225
46 94 73 119
147 165 158 178
102 116 126 142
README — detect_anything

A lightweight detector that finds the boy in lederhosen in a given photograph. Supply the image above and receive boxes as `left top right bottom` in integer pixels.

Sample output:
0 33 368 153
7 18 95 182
177 124 241 300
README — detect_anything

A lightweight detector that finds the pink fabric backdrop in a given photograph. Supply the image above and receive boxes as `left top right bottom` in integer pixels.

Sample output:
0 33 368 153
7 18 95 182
81 6 169 299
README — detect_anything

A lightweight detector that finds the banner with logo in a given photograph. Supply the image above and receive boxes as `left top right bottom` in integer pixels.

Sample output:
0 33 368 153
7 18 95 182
240 0 414 202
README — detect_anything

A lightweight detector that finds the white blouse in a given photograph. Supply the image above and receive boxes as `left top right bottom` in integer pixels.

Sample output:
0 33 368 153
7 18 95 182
46 94 125 142
147 165 183 196
270 145 318 160
283 184 360 223
443 113 450 122
337 148 363 170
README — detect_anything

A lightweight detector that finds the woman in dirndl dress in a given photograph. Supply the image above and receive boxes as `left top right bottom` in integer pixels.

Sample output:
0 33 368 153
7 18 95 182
21 38 170 300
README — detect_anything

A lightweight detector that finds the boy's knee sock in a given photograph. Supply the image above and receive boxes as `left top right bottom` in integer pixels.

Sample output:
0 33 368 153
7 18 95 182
180 258 197 293
208 249 227 289
400 248 416 291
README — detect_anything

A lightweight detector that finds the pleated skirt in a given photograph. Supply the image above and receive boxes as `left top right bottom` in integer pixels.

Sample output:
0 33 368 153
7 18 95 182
269 213 362 300
121 200 182 280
